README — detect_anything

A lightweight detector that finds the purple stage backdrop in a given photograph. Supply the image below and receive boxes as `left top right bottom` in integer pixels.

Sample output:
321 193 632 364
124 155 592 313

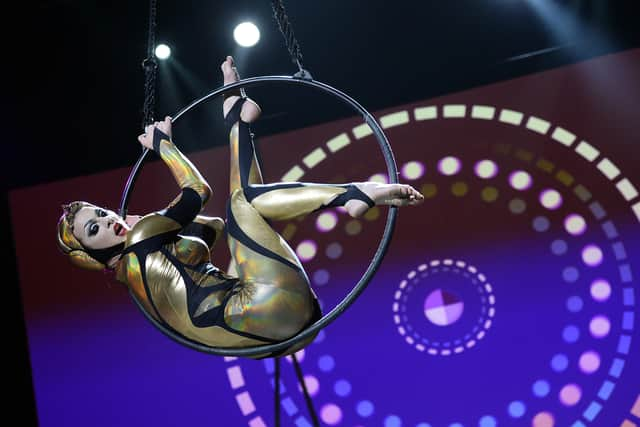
10 49 640 426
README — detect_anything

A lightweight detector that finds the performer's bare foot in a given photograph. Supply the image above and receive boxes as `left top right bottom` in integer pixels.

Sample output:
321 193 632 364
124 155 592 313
346 182 425 217
221 55 261 123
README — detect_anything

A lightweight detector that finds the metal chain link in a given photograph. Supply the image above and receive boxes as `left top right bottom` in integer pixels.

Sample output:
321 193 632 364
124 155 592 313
141 0 158 129
270 0 311 79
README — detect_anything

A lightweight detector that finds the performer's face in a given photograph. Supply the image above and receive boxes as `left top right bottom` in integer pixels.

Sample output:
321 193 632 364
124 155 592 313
72 205 130 250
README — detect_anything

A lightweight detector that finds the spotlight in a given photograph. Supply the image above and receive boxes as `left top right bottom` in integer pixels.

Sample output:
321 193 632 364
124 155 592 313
233 22 260 47
154 43 171 60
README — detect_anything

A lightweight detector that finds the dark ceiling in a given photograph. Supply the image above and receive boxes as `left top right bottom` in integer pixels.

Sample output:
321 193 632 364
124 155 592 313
6 1 640 425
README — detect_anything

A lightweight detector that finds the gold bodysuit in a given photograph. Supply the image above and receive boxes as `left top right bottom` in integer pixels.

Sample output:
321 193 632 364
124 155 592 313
112 98 373 358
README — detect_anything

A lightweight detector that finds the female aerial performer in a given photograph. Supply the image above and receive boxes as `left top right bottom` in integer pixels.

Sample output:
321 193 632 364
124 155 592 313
56 56 424 358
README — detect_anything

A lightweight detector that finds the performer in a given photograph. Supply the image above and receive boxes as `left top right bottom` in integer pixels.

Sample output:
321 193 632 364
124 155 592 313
56 56 424 358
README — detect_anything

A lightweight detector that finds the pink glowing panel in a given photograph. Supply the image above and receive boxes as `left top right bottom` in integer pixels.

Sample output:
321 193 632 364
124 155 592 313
401 161 425 180
424 289 464 326
474 159 498 179
539 189 563 210
564 214 587 236
316 211 338 232
438 156 462 176
559 384 582 406
248 417 267 427
581 244 603 267
532 412 555 427
508 170 532 190
227 366 245 389
590 279 611 302
589 315 611 338
299 375 320 396
320 403 343 425
236 391 256 415
579 350 601 374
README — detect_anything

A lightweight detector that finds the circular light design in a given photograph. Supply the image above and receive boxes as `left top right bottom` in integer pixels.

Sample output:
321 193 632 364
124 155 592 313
559 383 582 406
551 239 568 255
320 403 343 425
401 161 425 180
479 415 497 427
566 296 583 313
356 400 374 417
345 219 362 235
318 355 335 372
533 216 550 232
474 159 498 179
296 240 317 261
393 260 496 356
509 198 526 214
325 242 343 259
562 325 580 343
508 170 532 190
539 189 563 210
384 415 402 427
532 380 551 397
590 279 611 302
579 350 601 374
564 213 586 235
551 353 569 372
532 411 555 427
481 186 499 202
423 289 464 326
561 266 579 283
316 211 338 232
589 315 611 338
285 348 305 363
438 156 461 175
508 400 526 418
233 22 260 47
313 269 330 286
300 375 320 396
451 181 468 197
368 173 389 184
334 379 352 397
581 244 604 267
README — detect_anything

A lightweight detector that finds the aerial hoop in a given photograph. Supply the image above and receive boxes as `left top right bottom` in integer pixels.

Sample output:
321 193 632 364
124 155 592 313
119 75 399 357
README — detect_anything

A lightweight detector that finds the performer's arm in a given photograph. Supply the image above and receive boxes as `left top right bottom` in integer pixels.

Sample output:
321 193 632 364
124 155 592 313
139 117 212 226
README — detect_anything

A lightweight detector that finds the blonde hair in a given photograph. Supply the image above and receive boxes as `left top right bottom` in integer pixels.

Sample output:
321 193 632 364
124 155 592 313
56 201 107 271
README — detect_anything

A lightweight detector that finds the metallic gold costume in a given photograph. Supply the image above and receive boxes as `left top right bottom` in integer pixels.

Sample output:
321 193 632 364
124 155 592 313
59 98 374 359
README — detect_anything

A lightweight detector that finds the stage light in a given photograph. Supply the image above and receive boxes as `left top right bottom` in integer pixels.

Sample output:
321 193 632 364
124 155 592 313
154 43 171 60
234 22 260 47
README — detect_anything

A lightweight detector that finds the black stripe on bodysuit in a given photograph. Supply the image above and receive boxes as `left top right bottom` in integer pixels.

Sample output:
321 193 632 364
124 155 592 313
225 203 302 272
224 98 374 209
122 193 280 343
224 98 254 190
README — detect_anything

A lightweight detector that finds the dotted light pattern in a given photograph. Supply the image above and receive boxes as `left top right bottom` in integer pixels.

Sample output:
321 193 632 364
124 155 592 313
392 259 497 356
499 145 636 425
223 104 638 427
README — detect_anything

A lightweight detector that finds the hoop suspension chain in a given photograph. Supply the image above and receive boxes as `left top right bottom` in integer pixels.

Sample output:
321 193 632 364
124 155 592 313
270 0 311 78
141 0 158 129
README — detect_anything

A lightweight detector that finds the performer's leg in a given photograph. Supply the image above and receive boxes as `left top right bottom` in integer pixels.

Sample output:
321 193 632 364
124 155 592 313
245 180 422 221
221 57 318 344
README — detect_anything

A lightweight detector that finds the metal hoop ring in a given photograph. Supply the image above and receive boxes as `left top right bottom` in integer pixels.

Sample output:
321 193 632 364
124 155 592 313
119 75 399 357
